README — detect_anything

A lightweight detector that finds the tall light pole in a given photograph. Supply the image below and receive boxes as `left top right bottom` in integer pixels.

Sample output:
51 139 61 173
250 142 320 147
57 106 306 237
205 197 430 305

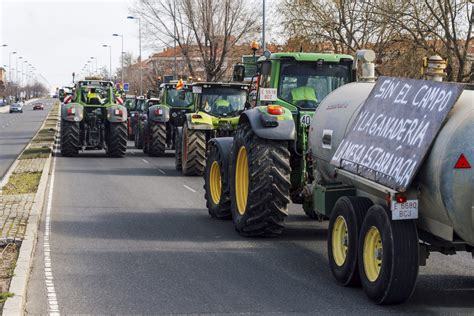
9 51 16 83
1 44 7 72
22 60 27 87
127 16 143 95
17 56 22 84
112 33 124 85
102 44 112 80
90 57 97 74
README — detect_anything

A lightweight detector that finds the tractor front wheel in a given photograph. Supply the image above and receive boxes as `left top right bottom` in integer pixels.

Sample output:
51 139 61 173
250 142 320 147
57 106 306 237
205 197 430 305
175 127 183 171
230 122 291 236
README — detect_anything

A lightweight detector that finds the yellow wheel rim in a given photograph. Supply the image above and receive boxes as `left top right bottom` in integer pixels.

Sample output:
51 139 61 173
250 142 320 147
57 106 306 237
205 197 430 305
235 146 249 215
332 216 349 267
209 161 221 205
363 226 383 282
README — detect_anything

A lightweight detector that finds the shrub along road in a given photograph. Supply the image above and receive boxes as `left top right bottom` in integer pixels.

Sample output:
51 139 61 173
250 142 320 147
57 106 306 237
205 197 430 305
26 143 473 314
0 100 54 180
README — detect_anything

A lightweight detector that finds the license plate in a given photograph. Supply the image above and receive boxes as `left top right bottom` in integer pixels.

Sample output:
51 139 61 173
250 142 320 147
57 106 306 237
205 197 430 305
390 199 418 220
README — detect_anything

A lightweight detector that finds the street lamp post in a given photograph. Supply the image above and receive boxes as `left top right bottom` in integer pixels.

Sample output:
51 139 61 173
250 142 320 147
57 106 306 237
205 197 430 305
112 34 124 85
90 57 97 74
1 44 7 74
262 0 266 51
9 51 16 83
102 44 112 81
127 16 142 95
17 56 22 84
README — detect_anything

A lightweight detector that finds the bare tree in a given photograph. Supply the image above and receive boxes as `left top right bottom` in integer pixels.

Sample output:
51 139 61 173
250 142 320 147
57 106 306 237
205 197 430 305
133 0 197 77
182 0 259 81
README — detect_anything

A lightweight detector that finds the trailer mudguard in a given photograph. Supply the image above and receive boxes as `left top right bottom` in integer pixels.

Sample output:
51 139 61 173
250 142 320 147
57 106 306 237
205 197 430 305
240 107 296 140
148 105 170 123
107 104 127 123
61 103 84 122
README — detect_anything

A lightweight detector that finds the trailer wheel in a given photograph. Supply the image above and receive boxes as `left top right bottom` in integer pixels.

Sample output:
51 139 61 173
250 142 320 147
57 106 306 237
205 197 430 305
204 141 232 219
230 122 290 236
61 120 80 157
181 125 206 176
328 196 373 287
175 127 183 171
358 205 419 304
134 129 143 149
107 122 127 157
149 122 166 156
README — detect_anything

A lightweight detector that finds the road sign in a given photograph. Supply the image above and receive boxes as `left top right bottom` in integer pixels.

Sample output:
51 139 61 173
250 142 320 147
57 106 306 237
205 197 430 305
123 83 129 92
330 76 464 192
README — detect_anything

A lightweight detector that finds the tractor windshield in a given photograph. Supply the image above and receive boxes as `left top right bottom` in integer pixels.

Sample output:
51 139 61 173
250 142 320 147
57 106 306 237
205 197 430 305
166 88 193 107
81 86 111 105
200 87 246 117
278 61 351 109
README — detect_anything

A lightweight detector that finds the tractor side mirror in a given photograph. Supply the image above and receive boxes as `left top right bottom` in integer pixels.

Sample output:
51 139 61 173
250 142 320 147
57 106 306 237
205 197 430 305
233 64 245 82
260 60 271 76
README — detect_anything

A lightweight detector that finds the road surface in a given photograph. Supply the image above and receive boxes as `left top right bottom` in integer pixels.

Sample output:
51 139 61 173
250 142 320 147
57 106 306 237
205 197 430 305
26 144 473 314
0 99 54 180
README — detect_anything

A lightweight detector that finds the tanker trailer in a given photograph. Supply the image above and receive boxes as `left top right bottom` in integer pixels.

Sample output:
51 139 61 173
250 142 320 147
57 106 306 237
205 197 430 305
307 72 473 304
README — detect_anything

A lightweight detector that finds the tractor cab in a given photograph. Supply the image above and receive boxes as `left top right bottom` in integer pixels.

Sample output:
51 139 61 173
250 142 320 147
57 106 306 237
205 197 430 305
159 81 194 109
192 82 248 118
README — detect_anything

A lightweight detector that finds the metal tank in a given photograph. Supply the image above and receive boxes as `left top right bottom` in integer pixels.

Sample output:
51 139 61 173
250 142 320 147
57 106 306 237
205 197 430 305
308 82 474 246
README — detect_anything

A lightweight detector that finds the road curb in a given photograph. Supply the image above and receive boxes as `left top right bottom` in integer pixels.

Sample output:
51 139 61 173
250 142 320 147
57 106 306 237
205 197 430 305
2 102 58 316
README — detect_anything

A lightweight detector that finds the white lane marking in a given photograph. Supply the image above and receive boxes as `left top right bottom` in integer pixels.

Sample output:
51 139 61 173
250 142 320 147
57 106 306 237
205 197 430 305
183 184 196 193
44 154 60 315
142 159 149 164
158 168 166 175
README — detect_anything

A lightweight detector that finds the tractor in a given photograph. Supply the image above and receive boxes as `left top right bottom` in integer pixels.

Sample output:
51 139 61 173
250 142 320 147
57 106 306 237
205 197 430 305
143 82 194 158
203 51 355 231
60 79 128 157
178 82 249 176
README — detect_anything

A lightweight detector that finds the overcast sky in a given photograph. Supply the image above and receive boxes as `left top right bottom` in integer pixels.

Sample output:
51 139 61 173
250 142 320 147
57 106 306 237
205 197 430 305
1 0 151 91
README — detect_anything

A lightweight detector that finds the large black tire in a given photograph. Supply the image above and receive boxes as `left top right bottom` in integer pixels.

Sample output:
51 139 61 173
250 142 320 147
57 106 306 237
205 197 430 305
328 196 373 287
230 122 291 236
175 127 183 171
181 125 206 176
149 122 166 157
204 140 232 219
61 120 80 157
107 123 127 157
358 205 419 304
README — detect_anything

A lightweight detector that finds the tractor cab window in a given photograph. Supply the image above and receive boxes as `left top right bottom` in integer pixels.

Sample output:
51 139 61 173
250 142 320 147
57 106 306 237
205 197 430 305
166 88 193 107
200 87 247 117
82 86 110 105
278 61 351 109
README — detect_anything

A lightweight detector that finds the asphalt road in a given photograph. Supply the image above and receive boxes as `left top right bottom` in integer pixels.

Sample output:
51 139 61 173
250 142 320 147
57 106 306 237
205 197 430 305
0 99 54 180
26 143 473 315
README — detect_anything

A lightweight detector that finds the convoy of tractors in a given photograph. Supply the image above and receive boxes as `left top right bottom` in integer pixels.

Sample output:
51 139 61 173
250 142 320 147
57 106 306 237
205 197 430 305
59 49 473 305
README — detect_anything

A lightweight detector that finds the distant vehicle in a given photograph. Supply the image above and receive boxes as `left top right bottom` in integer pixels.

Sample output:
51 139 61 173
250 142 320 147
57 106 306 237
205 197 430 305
52 94 58 98
9 103 23 113
33 103 44 110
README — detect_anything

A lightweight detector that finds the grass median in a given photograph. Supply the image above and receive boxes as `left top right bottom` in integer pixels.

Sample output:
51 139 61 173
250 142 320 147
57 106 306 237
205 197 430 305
1 173 42 195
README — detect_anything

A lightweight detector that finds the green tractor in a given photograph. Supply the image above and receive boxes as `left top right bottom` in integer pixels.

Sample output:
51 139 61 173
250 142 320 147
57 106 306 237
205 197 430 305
203 52 355 231
60 80 128 157
144 82 194 157
179 82 249 176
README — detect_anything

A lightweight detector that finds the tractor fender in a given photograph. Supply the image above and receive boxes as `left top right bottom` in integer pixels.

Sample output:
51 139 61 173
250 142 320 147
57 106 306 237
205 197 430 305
107 105 128 123
186 113 213 130
239 108 296 140
208 137 233 170
148 105 170 123
61 103 84 122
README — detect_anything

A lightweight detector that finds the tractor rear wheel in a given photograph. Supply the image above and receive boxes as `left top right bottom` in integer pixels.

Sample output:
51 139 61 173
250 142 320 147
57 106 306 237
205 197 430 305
107 122 127 157
60 120 80 157
204 140 232 219
181 125 206 176
134 129 143 149
230 122 291 236
149 122 166 156
175 127 183 171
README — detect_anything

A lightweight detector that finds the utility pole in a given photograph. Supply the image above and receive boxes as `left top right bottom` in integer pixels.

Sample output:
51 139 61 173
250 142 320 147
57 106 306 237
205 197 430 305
262 0 266 52
173 0 177 79
127 16 143 95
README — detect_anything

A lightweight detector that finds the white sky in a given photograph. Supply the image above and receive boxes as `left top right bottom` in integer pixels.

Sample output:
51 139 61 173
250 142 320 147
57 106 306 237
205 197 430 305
1 0 150 90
